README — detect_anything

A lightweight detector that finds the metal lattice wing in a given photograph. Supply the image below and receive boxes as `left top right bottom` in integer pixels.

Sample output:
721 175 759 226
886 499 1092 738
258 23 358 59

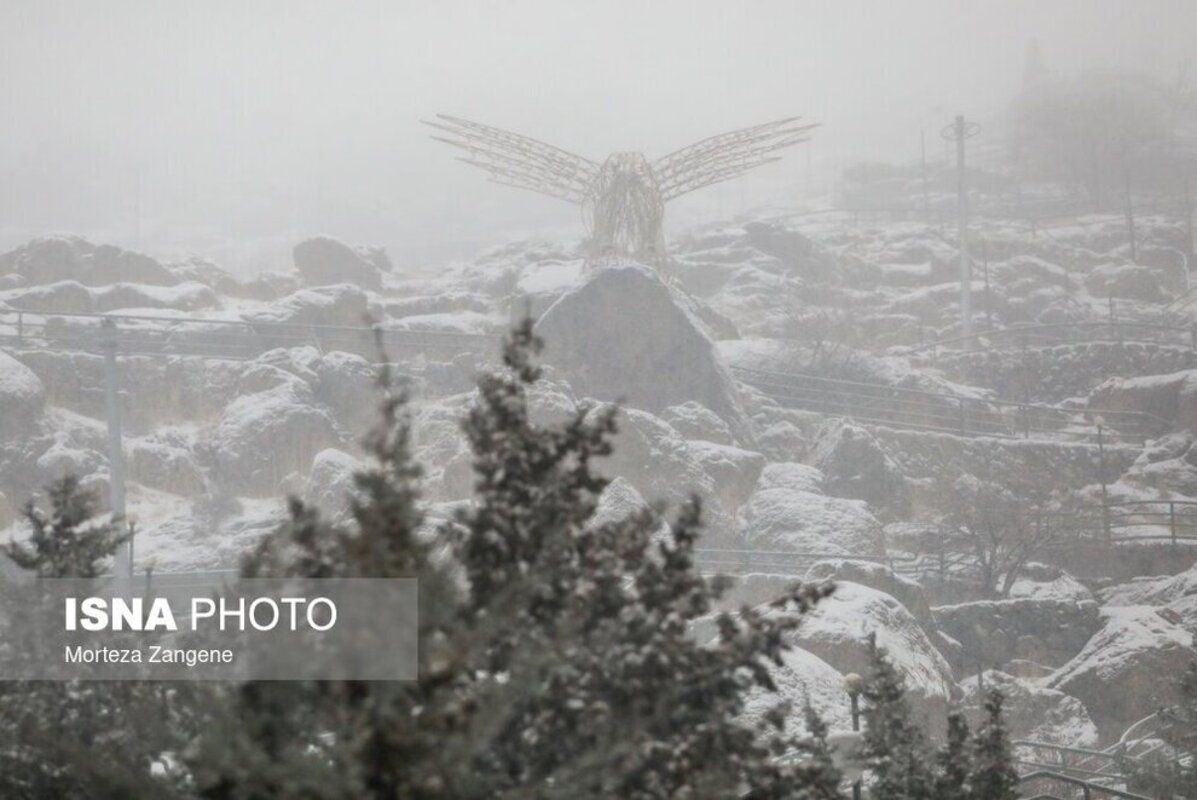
423 114 600 203
652 117 818 201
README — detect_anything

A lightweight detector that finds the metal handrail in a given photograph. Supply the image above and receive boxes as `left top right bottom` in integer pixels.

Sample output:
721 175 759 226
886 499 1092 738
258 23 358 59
0 308 499 361
909 320 1197 356
732 365 1168 444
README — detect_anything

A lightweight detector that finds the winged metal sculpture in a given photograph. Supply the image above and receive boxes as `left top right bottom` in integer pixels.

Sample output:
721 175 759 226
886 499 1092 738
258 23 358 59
424 114 817 268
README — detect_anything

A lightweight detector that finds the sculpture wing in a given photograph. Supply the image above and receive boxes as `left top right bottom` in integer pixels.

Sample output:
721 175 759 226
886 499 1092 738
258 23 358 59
423 114 600 203
653 117 818 201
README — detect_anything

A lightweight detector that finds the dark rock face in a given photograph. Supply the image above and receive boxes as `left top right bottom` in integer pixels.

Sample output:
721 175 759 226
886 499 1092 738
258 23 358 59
0 236 179 286
1090 370 1197 431
932 597 1102 671
0 352 46 440
1046 608 1195 739
1084 263 1163 303
292 237 385 290
535 263 749 436
809 419 910 513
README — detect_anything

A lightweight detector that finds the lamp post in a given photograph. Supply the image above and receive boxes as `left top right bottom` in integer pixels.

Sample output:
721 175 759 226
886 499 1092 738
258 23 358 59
844 672 864 800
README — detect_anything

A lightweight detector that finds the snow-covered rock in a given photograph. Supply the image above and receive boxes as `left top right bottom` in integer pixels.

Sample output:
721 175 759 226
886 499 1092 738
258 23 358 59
791 581 956 732
737 479 884 555
303 448 364 520
245 284 370 328
1046 606 1195 738
293 236 386 290
742 646 853 736
0 236 178 286
1089 370 1197 431
128 431 206 496
683 440 765 514
805 559 933 626
756 462 824 494
662 401 735 445
93 281 219 312
933 597 1101 671
0 351 45 439
960 671 1098 748
536 263 748 436
810 419 910 512
205 378 343 496
1084 263 1163 303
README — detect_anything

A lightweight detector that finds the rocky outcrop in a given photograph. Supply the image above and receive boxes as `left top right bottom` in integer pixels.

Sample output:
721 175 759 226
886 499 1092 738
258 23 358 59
805 559 933 626
1046 607 1195 738
742 646 853 736
960 671 1098 748
1090 370 1197 431
737 471 884 556
0 236 179 286
244 284 371 328
205 375 343 496
536 263 749 436
303 448 364 521
0 351 45 440
663 401 735 445
810 419 910 512
791 581 956 734
933 597 1101 671
293 237 386 290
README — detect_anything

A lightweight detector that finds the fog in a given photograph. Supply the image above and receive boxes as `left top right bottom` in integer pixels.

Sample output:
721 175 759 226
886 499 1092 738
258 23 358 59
1 0 1193 271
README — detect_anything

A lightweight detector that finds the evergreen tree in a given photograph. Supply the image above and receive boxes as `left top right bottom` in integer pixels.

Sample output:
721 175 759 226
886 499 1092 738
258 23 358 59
186 320 844 800
0 477 189 799
859 647 933 800
935 712 972 800
968 691 1019 800
1132 661 1197 799
2 474 129 578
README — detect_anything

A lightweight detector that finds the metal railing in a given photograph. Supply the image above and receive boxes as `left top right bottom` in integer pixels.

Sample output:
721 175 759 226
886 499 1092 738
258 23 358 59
0 309 499 362
909 320 1197 358
732 366 1167 445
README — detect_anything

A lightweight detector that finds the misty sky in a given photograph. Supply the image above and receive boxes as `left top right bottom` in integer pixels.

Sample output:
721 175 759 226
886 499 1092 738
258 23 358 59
1 0 1194 273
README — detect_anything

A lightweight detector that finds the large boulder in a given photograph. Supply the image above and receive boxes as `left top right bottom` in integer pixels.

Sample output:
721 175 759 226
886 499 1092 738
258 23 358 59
805 559 933 627
93 281 219 312
682 440 765 514
932 597 1101 671
1084 263 1163 303
205 377 343 496
303 448 364 521
0 236 178 286
293 237 385 290
1089 370 1197 431
737 479 885 556
791 581 956 733
810 419 910 512
128 432 206 496
662 401 735 445
1046 607 1195 738
6 280 95 313
960 671 1098 748
0 352 45 439
535 263 748 436
741 646 853 737
593 407 734 539
245 284 371 328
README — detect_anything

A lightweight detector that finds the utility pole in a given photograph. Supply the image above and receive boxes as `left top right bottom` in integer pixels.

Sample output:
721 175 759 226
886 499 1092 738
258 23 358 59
982 239 992 330
1123 152 1137 263
1186 167 1194 267
943 115 980 339
102 319 132 580
920 128 929 212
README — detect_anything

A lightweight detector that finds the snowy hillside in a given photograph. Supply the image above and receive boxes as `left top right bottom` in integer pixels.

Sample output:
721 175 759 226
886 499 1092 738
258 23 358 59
1 199 1195 755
